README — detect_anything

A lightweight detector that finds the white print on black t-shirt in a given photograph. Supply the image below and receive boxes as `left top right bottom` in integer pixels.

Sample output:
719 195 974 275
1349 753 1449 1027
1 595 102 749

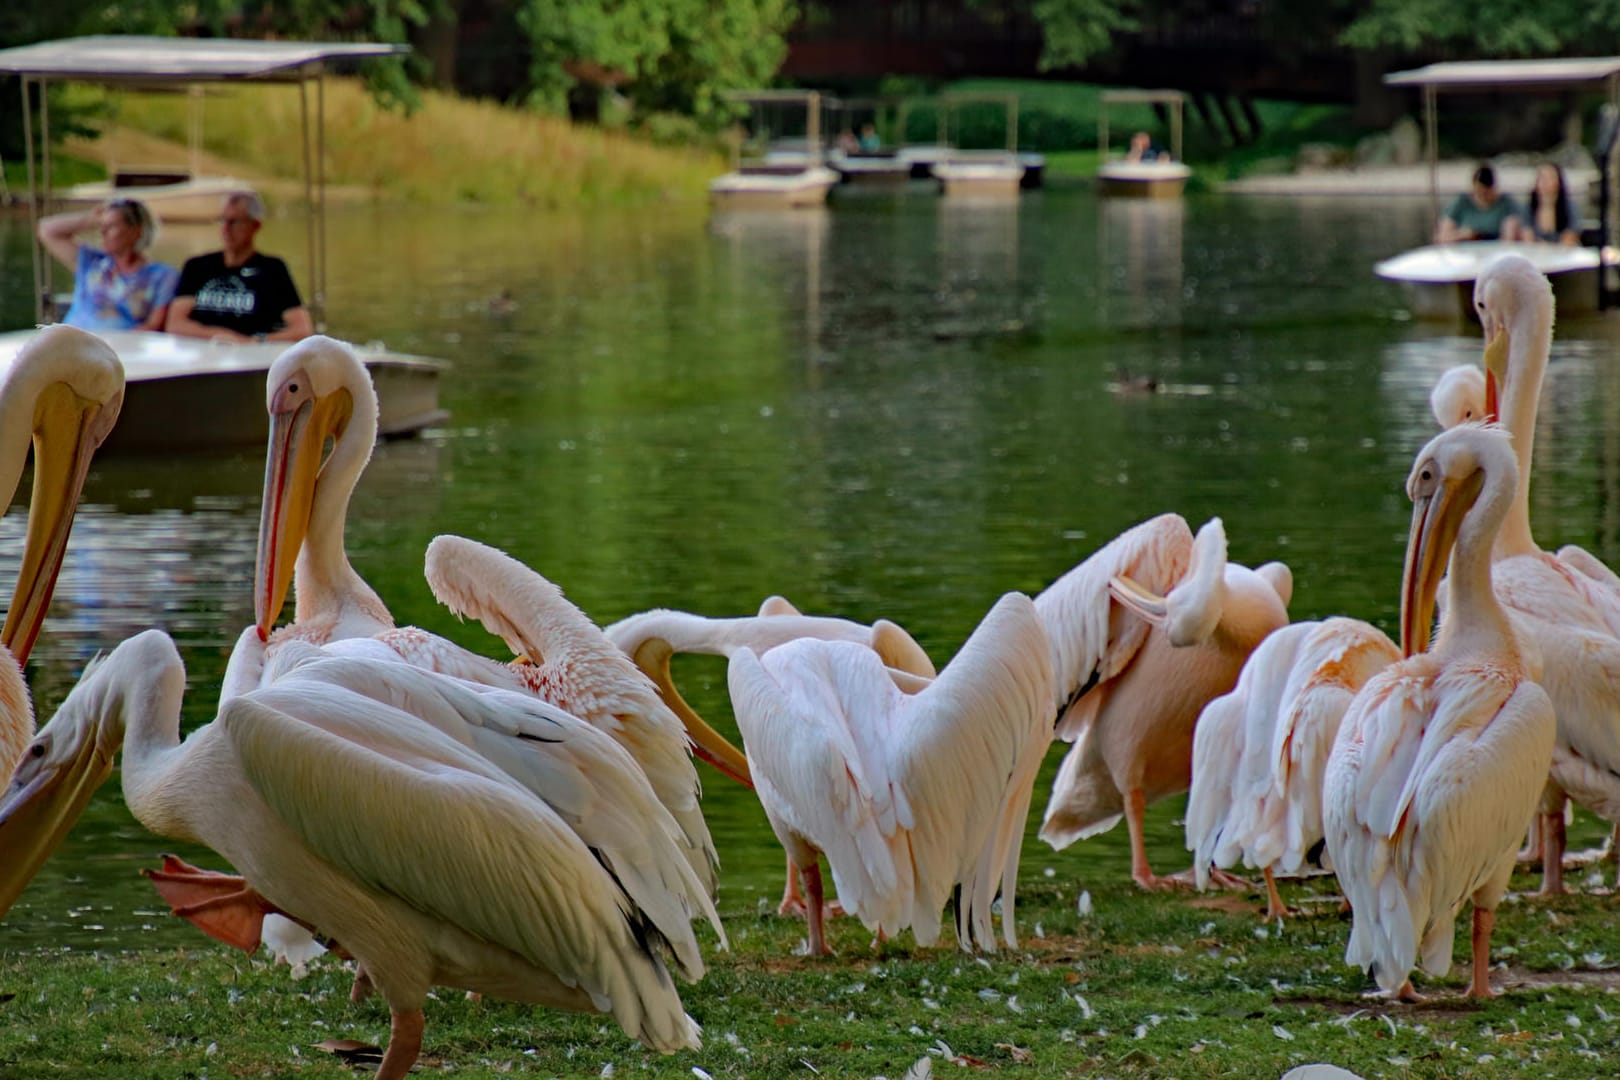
196 278 258 316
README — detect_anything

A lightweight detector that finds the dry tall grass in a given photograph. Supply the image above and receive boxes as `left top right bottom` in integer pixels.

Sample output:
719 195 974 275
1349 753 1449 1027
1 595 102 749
89 79 721 208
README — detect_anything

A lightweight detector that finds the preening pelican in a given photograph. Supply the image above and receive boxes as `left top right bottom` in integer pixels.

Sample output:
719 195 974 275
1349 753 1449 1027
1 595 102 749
604 595 937 920
1429 364 1488 430
1473 254 1620 893
246 335 748 896
652 593 1050 954
1036 514 1291 888
0 325 123 794
1184 617 1398 918
1324 424 1554 999
0 630 718 1078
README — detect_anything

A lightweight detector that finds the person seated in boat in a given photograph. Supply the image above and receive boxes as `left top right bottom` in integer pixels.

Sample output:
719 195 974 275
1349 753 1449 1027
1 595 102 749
1503 162 1581 245
859 123 882 153
37 197 179 332
1126 131 1163 163
1435 163 1524 243
836 127 860 155
165 191 312 344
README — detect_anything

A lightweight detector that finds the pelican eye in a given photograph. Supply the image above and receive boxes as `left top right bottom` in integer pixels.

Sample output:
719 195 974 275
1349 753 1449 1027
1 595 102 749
289 383 299 393
29 743 44 759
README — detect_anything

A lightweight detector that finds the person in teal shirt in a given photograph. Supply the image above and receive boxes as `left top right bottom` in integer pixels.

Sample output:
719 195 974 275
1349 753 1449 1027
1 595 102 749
1436 163 1524 243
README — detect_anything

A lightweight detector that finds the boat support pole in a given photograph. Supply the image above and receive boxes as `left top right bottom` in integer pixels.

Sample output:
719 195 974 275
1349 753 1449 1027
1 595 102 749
298 69 319 331
1424 84 1438 233
21 75 42 325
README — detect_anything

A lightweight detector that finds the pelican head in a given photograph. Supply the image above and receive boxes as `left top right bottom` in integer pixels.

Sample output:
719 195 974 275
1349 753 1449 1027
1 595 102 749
1473 253 1552 423
0 630 183 917
1400 425 1518 658
0 326 124 666
1429 364 1487 430
254 336 377 639
1109 517 1229 646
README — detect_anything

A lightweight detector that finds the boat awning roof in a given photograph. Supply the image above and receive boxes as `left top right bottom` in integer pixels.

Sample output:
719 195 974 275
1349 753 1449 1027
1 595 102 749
1384 57 1620 91
0 36 406 84
1101 89 1186 105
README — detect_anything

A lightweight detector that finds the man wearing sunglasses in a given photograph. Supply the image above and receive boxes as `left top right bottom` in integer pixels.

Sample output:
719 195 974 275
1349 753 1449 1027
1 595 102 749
165 191 312 344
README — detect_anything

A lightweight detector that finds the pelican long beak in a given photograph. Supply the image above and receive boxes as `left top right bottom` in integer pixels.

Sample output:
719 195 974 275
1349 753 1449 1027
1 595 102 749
1108 574 1168 626
626 638 753 788
0 723 114 919
1400 467 1485 658
1 382 123 666
1482 328 1508 424
255 385 353 639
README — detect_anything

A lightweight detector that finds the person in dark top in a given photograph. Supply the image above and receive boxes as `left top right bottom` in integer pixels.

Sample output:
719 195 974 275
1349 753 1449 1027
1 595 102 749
1435 163 1524 244
165 191 313 343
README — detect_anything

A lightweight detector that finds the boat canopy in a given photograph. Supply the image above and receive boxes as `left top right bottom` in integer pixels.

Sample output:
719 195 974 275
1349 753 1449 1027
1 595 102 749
2 35 407 328
0 36 405 82
1384 57 1620 92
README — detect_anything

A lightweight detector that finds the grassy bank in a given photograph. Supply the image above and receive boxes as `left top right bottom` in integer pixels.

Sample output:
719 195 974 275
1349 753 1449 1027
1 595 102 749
52 79 723 209
2 868 1617 1078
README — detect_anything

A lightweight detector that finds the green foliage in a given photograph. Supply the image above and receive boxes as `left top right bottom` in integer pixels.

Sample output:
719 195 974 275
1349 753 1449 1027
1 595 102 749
1027 0 1141 70
1342 0 1620 54
516 0 796 130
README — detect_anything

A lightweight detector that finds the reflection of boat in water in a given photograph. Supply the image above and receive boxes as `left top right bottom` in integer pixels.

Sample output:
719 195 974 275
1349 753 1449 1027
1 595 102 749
1374 241 1617 321
1098 197 1185 328
1378 57 1620 321
0 35 448 451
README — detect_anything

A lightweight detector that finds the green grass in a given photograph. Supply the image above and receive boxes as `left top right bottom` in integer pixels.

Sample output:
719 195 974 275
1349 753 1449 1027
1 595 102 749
4 869 1618 1078
1 153 106 193
69 79 723 210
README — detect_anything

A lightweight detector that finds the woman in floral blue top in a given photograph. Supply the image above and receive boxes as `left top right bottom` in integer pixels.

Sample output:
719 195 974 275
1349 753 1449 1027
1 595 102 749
37 198 179 331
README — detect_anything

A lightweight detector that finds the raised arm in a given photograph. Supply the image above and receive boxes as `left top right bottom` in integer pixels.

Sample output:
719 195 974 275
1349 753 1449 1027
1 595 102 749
36 208 97 270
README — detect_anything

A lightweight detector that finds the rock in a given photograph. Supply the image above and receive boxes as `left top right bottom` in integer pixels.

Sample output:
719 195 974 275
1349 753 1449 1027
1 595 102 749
1391 116 1422 165
1296 142 1352 172
1354 132 1395 167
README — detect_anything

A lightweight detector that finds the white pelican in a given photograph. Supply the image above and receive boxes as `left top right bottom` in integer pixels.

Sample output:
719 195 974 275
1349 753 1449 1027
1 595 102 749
0 629 718 1078
246 335 749 895
603 596 938 919
1473 254 1620 893
730 592 1051 953
1183 365 1486 918
0 325 124 786
1184 617 1398 918
1036 514 1292 888
1429 363 1487 429
1324 424 1554 999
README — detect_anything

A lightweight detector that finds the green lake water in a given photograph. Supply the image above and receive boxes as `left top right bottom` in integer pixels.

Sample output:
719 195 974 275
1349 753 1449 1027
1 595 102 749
3 185 1618 952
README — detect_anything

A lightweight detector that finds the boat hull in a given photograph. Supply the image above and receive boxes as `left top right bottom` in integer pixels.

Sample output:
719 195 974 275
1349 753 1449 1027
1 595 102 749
1374 241 1613 321
1096 162 1192 199
0 329 447 453
934 160 1025 199
709 167 839 211
55 174 250 223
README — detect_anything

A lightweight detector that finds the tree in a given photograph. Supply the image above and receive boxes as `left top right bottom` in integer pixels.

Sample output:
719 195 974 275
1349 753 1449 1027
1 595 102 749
514 0 798 128
1026 0 1141 71
1340 0 1617 54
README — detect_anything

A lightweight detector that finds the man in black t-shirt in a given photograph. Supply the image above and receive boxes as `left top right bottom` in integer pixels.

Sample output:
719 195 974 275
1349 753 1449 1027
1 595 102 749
166 191 313 343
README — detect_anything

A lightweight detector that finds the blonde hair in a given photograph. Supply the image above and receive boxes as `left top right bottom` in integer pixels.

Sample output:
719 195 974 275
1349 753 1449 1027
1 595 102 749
104 197 157 252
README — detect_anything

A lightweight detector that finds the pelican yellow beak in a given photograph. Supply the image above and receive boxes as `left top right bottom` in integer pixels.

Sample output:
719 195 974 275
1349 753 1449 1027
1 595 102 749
625 637 753 788
1482 328 1508 424
0 723 114 919
1401 464 1485 658
255 376 353 639
2 381 123 665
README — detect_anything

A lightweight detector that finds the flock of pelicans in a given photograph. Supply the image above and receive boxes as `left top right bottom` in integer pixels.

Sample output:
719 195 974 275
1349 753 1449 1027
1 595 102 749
0 253 1613 1078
